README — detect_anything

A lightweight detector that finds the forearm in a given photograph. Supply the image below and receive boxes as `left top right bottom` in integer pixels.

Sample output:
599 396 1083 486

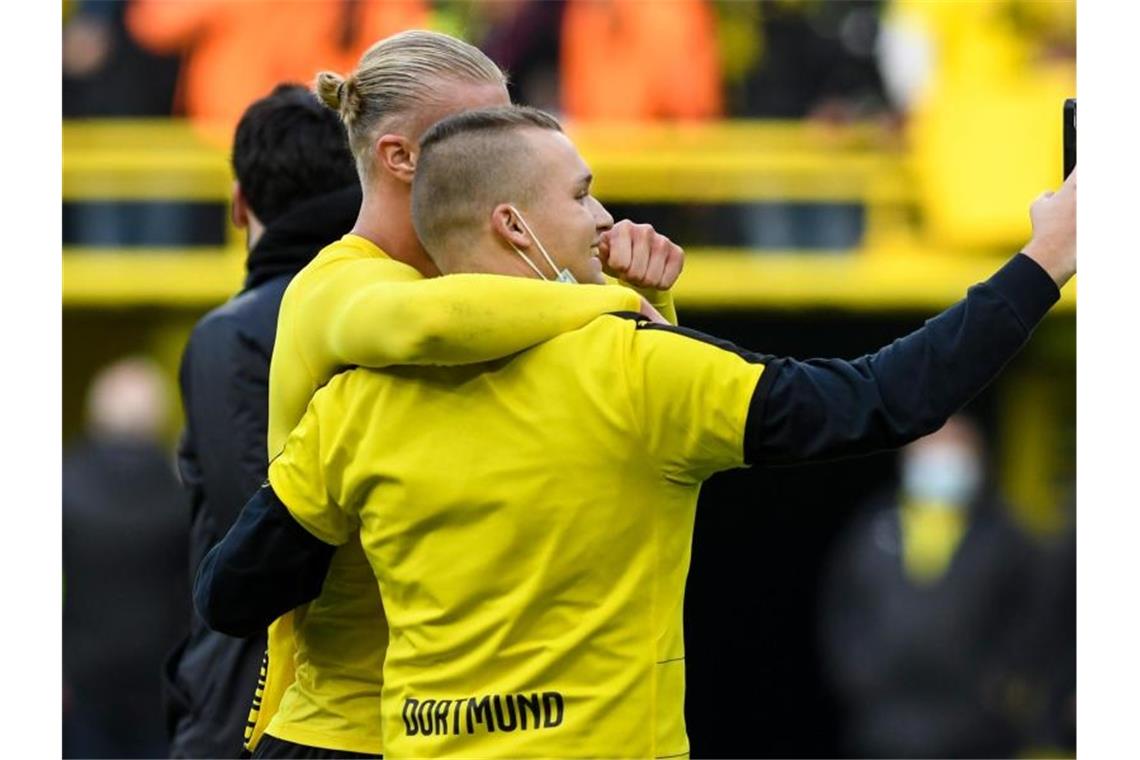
745 253 1060 464
194 486 336 638
322 274 642 367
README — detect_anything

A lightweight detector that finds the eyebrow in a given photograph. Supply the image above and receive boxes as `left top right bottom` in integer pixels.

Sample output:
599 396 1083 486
576 173 593 190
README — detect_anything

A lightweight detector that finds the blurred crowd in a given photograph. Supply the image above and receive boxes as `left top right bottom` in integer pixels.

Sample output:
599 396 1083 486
63 0 1076 252
64 0 1073 130
64 0 895 130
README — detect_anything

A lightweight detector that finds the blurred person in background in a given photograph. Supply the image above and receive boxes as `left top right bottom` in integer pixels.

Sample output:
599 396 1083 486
63 0 180 117
124 0 427 141
714 0 896 250
63 358 189 759
560 0 722 120
167 83 362 759
819 415 1047 758
466 0 566 112
63 0 185 248
718 0 892 122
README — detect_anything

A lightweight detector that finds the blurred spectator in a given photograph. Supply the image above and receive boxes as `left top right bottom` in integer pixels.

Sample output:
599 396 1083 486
62 358 189 759
125 0 427 141
561 0 722 120
819 415 1043 758
472 0 565 112
719 0 892 121
168 83 361 758
63 0 181 117
1023 518 1076 753
716 0 894 250
63 1 191 249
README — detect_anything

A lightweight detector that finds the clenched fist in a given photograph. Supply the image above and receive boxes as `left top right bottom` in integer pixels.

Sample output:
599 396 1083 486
597 220 684 291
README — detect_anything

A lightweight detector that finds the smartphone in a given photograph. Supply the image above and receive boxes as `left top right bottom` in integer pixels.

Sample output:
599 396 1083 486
1063 98 1076 180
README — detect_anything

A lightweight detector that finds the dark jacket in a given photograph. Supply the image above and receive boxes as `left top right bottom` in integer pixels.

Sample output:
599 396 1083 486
63 436 190 758
820 492 1042 758
165 186 361 758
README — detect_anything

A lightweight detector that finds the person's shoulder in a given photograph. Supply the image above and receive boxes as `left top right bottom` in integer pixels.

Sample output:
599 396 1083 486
527 310 643 365
284 236 415 301
187 275 292 352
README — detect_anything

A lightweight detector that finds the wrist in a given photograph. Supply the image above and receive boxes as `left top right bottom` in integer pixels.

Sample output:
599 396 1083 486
1022 238 1073 288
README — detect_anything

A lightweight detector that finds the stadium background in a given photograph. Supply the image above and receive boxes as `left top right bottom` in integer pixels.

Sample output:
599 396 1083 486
61 1 1076 757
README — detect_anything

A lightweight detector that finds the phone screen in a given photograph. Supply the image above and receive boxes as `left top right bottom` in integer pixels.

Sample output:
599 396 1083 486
1063 98 1076 180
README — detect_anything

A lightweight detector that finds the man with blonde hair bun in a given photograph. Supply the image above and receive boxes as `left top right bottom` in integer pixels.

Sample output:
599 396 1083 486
205 30 686 759
200 105 1074 758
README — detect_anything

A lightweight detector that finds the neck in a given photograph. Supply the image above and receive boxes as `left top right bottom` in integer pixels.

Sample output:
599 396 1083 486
351 182 440 278
445 240 543 280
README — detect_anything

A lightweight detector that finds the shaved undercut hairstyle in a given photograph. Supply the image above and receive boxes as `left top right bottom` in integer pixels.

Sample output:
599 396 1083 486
411 106 563 271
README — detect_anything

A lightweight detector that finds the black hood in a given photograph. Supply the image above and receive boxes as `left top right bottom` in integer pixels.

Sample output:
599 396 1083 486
243 184 362 290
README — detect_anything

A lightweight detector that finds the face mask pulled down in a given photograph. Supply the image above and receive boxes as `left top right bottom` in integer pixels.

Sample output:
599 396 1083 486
901 444 982 508
506 206 578 284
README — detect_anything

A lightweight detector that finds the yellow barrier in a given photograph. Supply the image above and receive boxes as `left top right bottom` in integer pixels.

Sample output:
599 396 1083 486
62 247 1075 312
63 120 1077 313
62 120 911 204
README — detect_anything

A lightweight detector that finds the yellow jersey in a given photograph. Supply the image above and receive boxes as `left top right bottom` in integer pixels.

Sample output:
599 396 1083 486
250 233 663 753
269 313 765 758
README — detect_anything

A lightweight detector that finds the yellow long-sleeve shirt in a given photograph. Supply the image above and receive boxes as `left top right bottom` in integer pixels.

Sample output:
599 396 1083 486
249 233 674 753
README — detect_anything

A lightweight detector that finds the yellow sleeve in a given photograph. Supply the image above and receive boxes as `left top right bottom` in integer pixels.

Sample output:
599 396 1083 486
624 322 766 484
603 275 679 326
645 289 678 326
298 258 644 370
267 388 357 547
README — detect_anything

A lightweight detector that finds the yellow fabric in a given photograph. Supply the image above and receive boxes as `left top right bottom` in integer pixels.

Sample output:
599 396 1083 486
892 0 1075 248
899 499 968 584
607 275 678 326
269 315 765 758
248 234 648 754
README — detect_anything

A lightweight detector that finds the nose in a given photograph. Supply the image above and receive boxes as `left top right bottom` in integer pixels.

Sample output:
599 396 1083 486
591 197 614 232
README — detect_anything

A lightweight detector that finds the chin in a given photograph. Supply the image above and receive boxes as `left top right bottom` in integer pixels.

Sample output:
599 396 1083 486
586 258 606 284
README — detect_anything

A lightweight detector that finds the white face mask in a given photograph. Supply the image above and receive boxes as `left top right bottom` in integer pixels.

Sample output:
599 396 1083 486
901 444 982 507
506 206 578 284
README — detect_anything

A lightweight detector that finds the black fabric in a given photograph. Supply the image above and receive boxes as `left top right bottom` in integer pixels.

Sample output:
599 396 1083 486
195 486 337 639
744 253 1059 464
820 492 1041 757
244 185 361 289
253 734 382 759
62 438 190 759
169 184 359 757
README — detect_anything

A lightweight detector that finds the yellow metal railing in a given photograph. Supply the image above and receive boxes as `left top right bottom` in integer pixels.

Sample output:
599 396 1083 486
61 120 1074 312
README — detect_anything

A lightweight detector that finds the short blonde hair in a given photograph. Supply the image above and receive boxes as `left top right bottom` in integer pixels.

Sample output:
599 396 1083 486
412 106 563 269
315 30 506 179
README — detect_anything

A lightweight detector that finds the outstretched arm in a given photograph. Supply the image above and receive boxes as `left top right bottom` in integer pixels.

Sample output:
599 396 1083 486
631 173 1074 478
744 253 1059 464
743 170 1071 464
746 170 1076 464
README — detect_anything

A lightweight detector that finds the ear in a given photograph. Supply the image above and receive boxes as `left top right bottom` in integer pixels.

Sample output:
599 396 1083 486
490 204 531 249
231 181 250 229
375 133 417 184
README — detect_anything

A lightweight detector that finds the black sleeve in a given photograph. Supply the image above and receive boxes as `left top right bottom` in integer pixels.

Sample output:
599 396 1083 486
744 253 1061 464
194 485 337 638
179 317 272 534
